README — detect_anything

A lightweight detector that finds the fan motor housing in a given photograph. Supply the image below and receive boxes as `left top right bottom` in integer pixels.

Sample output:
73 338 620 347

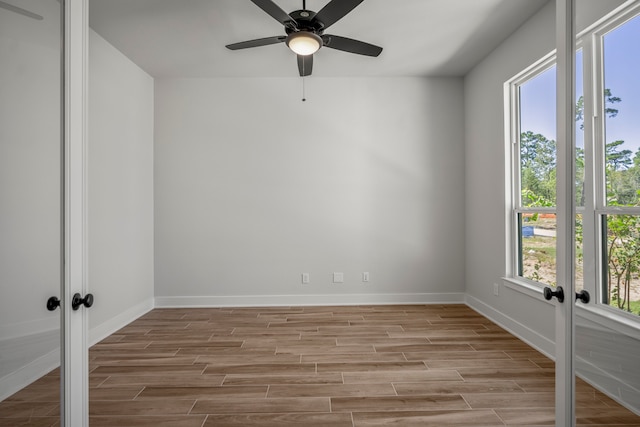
286 9 324 35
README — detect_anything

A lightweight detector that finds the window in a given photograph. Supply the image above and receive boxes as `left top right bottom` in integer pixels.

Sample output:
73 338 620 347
511 61 558 286
597 11 640 316
507 4 640 318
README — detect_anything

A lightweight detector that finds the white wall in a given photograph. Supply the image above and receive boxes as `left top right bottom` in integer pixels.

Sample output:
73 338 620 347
464 0 638 413
88 30 155 341
154 77 465 306
464 0 558 350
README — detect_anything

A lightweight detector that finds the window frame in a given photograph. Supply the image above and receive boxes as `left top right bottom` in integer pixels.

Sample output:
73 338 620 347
507 53 557 288
591 4 640 322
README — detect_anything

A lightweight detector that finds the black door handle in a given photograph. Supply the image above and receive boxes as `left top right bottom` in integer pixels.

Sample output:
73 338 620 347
576 289 590 304
46 296 60 311
543 286 565 303
72 293 94 310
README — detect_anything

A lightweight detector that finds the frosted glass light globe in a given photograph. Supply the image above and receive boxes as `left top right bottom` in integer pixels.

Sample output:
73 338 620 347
286 32 321 55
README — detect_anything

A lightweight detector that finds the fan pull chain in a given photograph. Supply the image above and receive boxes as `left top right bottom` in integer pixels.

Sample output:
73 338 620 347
302 76 307 102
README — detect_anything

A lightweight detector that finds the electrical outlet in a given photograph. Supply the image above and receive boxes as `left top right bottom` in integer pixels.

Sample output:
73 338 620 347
333 272 344 283
302 273 310 284
362 272 370 282
493 283 500 296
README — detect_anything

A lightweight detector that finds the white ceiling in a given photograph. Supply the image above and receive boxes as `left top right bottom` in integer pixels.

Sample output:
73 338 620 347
89 0 549 78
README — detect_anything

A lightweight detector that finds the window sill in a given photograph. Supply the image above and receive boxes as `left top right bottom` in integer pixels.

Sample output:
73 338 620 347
502 277 640 341
502 277 555 305
576 304 640 342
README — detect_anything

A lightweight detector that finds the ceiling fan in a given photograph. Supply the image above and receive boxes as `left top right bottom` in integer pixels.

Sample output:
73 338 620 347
226 0 383 77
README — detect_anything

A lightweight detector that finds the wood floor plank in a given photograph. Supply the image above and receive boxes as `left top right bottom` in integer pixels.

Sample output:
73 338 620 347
386 330 488 338
301 352 407 363
456 367 555 381
90 399 195 416
89 415 207 427
89 386 144 400
464 391 614 409
203 363 316 375
464 391 556 409
315 325 405 334
136 386 267 399
176 346 279 355
404 351 510 361
276 344 376 354
191 397 330 414
145 340 244 349
375 344 475 352
352 409 505 426
335 337 430 346
97 374 225 387
202 412 353 426
0 401 58 418
398 324 491 331
91 356 199 366
331 395 470 412
267 383 396 398
425 359 539 369
0 416 60 427
394 380 524 395
195 354 301 365
92 364 206 376
241 337 337 347
223 373 343 386
4 387 60 402
343 369 462 384
317 361 427 373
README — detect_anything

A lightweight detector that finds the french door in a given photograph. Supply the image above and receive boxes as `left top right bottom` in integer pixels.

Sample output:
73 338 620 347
555 0 640 425
555 0 577 424
64 0 90 425
0 0 66 423
1 0 88 425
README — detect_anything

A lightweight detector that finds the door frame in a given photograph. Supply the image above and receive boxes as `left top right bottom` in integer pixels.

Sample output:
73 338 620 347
63 0 89 425
58 0 581 425
556 0 577 424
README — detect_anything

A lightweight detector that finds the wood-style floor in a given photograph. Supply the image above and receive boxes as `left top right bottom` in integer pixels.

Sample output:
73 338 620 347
1 304 639 426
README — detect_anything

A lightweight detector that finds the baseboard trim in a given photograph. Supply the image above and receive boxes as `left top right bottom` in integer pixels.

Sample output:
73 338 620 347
464 293 555 359
155 293 466 308
0 348 59 402
89 297 155 347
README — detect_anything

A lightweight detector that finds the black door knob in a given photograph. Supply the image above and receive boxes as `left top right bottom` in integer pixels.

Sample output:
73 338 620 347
46 296 60 311
543 286 565 303
72 293 94 310
576 289 590 304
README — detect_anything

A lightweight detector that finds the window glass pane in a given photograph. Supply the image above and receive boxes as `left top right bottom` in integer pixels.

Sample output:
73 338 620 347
603 214 640 316
576 49 585 207
575 50 585 292
519 212 557 285
519 66 557 207
576 213 584 291
603 15 640 207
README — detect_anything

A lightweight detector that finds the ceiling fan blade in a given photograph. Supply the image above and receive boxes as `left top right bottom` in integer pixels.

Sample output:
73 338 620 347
322 35 382 57
313 0 363 30
250 0 297 28
297 54 313 77
0 0 43 20
226 36 286 50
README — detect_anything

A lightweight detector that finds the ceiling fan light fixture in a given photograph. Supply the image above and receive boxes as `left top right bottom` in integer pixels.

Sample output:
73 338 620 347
286 31 322 56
